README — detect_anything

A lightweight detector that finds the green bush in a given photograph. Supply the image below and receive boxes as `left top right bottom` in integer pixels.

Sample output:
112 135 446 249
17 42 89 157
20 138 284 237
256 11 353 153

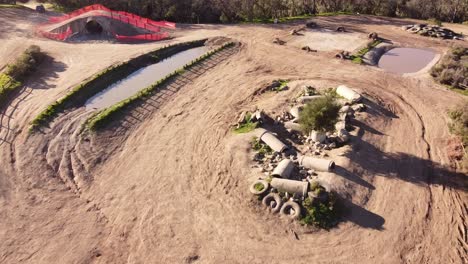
234 112 258 133
448 104 468 171
301 190 339 229
251 136 273 155
299 96 340 133
1 45 44 108
431 46 467 95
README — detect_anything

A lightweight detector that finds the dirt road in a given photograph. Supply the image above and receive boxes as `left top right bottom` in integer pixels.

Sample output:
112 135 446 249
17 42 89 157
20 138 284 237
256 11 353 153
0 8 466 264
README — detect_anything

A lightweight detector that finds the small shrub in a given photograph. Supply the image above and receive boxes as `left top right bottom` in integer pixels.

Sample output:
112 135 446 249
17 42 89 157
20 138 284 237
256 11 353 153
254 182 265 192
448 103 468 172
234 112 258 133
301 190 339 229
432 46 467 94
251 137 273 155
299 96 340 133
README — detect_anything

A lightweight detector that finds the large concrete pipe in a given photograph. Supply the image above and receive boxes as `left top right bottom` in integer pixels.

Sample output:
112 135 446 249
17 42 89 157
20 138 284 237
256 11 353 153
270 178 309 197
284 121 302 133
262 193 283 213
297 95 324 104
255 128 288 153
280 201 302 219
272 159 295 179
298 156 335 172
336 85 362 103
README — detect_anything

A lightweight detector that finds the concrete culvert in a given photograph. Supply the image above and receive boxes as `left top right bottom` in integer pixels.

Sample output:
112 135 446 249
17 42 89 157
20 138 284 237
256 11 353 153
262 193 283 213
249 180 270 195
255 129 288 153
299 156 335 172
272 159 295 179
271 178 309 197
280 201 302 219
85 20 103 34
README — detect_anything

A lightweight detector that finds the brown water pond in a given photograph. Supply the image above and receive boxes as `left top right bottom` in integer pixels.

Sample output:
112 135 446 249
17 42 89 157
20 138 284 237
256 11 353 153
86 46 209 110
378 48 437 74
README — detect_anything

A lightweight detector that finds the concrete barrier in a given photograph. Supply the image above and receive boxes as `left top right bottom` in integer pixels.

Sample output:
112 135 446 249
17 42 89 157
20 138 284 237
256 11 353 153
298 156 335 172
272 159 295 179
271 178 309 197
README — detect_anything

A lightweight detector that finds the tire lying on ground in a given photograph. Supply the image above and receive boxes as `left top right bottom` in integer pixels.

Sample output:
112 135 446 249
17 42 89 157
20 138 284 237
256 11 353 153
408 27 420 33
250 180 270 196
262 193 283 213
280 201 302 219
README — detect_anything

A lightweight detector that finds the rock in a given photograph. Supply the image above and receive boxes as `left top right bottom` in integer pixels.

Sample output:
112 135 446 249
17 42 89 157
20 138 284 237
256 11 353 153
335 121 346 131
352 104 366 112
329 142 337 149
252 110 264 122
310 130 326 143
237 111 247 124
338 129 350 143
339 105 352 114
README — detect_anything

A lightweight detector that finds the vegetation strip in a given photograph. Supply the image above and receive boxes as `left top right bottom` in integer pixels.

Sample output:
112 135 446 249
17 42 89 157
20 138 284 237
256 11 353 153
0 45 45 107
431 47 467 96
86 42 235 131
29 39 207 131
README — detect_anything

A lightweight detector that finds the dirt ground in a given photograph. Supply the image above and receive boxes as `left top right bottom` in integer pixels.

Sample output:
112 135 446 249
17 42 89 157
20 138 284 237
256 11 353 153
0 7 467 264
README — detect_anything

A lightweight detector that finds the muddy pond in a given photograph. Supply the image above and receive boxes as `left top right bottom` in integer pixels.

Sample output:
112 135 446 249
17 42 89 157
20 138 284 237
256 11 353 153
378 48 437 74
86 46 209 110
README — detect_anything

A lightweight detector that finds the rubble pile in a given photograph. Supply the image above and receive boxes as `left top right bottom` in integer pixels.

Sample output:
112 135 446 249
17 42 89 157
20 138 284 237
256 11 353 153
245 84 366 225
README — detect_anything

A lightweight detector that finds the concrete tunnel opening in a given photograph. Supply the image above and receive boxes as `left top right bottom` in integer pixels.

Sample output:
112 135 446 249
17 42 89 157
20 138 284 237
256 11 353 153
85 20 103 34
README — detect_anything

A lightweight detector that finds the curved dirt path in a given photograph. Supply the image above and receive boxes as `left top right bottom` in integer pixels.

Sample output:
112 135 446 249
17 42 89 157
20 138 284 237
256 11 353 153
0 8 466 264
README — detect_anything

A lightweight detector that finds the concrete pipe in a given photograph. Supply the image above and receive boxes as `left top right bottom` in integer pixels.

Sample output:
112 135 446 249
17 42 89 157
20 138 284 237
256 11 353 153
271 178 309 197
280 201 302 219
272 159 295 179
336 85 362 103
249 180 270 195
297 95 324 104
298 156 335 172
262 193 283 213
284 121 302 133
255 129 288 153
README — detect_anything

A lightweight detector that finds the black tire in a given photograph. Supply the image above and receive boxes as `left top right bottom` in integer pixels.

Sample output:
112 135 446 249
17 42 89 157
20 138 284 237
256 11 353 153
249 180 269 196
262 193 283 213
280 201 302 219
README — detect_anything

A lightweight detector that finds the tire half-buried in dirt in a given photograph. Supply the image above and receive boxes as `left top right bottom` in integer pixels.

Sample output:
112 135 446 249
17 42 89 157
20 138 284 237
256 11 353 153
262 193 283 213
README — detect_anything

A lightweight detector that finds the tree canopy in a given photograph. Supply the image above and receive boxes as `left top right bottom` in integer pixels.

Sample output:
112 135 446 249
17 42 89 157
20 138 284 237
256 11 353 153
47 0 468 23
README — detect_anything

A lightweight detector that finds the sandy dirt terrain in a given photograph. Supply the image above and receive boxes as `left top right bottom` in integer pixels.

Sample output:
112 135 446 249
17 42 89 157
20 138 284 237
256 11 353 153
0 7 467 264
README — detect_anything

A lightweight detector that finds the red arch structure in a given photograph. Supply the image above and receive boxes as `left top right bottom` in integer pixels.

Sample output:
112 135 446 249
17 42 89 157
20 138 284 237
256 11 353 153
37 4 176 42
